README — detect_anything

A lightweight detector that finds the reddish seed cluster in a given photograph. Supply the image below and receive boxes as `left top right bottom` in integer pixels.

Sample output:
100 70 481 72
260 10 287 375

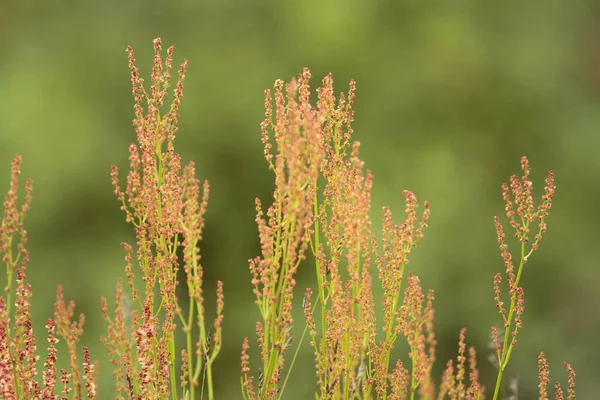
245 67 326 399
538 352 576 400
249 68 482 400
490 158 574 400
246 70 576 400
54 285 86 399
437 329 484 399
0 155 41 399
492 158 556 359
539 351 551 399
251 68 487 400
499 156 556 259
0 155 97 399
0 41 578 400
106 38 223 399
83 347 97 398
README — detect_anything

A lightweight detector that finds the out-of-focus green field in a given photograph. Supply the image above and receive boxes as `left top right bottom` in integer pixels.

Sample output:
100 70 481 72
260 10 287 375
1 1 599 398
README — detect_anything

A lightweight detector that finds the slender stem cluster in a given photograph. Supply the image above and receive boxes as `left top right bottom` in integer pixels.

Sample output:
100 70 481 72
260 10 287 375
245 69 441 400
538 352 576 400
106 38 223 400
242 69 323 400
0 43 579 400
0 155 37 398
0 156 97 399
491 157 557 400
243 71 574 400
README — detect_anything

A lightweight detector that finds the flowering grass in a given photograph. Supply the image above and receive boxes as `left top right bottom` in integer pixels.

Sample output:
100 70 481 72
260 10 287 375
0 39 576 400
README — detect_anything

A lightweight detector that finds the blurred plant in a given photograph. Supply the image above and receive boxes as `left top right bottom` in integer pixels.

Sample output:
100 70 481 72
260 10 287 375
0 39 579 400
0 156 97 399
538 352 576 400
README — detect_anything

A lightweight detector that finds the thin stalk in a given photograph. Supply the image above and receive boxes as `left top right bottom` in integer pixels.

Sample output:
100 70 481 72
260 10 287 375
492 238 528 400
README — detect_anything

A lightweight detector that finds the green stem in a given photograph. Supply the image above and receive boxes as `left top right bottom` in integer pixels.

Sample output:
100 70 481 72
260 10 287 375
205 360 214 400
492 238 528 400
169 330 178 400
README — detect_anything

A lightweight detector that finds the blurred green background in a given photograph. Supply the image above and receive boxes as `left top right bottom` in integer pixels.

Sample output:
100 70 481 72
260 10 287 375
1 1 599 398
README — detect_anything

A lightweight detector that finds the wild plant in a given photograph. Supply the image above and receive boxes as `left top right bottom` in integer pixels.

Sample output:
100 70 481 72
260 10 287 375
0 39 576 400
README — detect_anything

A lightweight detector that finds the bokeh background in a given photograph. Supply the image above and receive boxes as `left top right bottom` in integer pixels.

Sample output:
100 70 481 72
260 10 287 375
2 1 600 398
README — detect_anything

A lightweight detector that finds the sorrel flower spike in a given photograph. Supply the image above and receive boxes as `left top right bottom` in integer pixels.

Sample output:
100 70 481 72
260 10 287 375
108 39 223 400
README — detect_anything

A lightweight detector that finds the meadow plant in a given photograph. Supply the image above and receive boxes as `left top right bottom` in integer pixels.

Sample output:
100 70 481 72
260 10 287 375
0 39 577 400
105 38 223 400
